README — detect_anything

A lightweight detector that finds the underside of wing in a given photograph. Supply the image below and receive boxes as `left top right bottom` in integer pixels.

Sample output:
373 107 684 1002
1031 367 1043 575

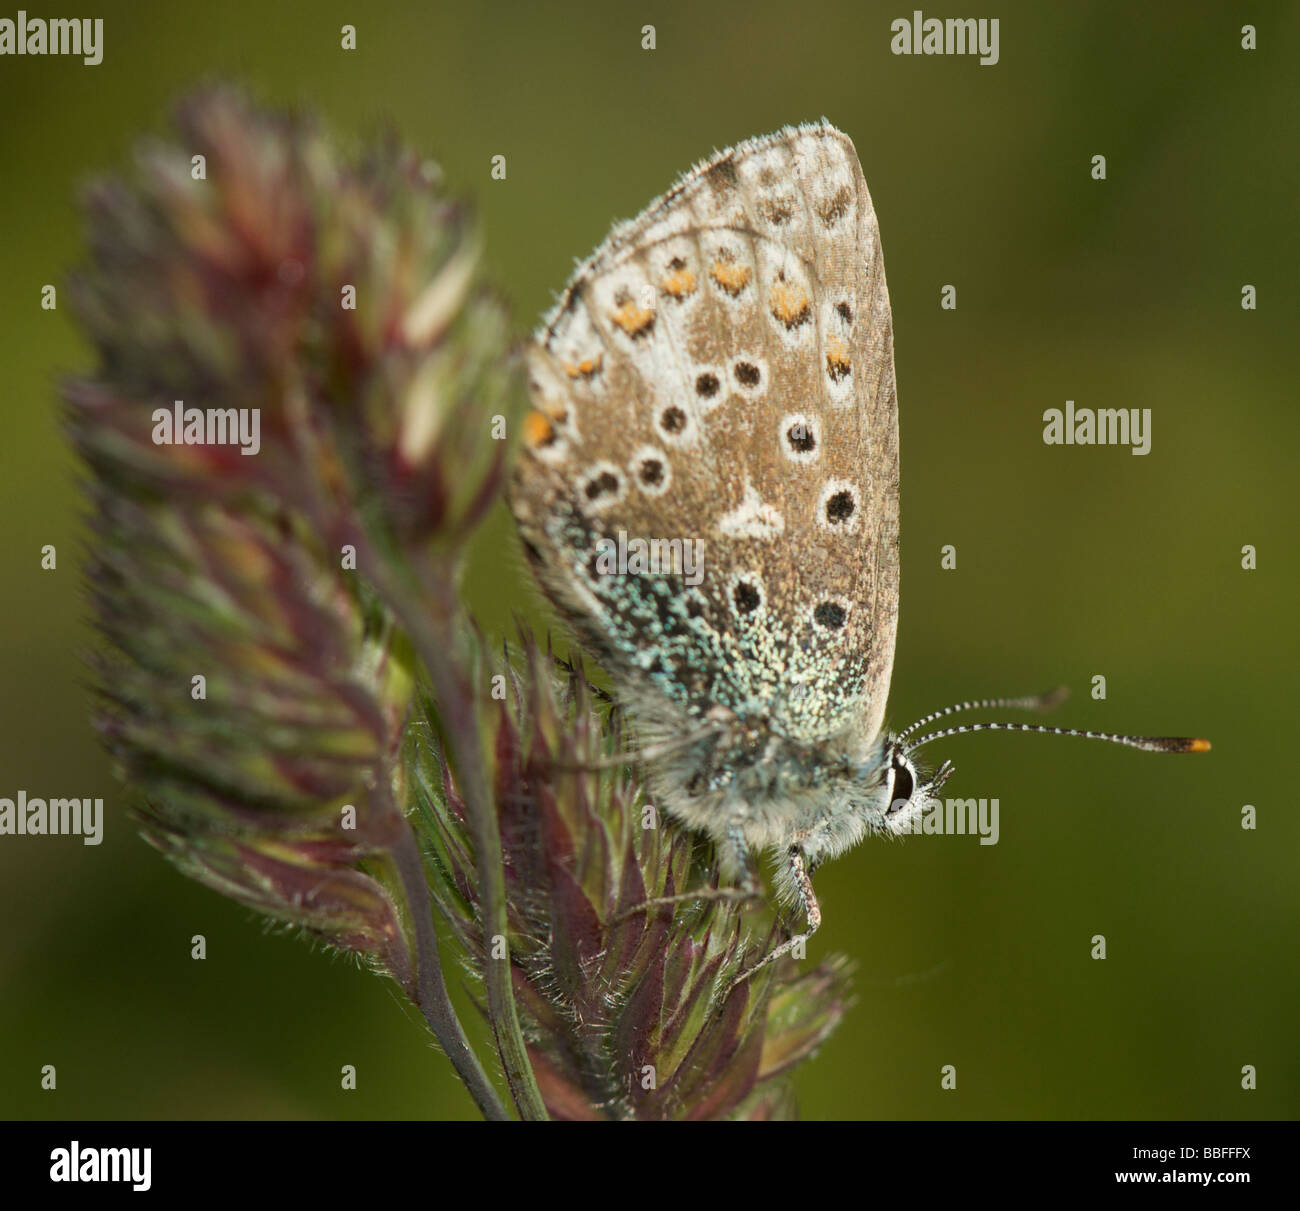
511 122 899 747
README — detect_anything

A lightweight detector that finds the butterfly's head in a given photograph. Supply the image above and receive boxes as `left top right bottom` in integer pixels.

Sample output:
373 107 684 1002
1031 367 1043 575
866 742 953 837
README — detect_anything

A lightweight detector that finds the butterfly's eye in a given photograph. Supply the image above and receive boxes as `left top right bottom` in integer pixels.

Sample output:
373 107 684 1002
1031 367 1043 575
889 759 914 812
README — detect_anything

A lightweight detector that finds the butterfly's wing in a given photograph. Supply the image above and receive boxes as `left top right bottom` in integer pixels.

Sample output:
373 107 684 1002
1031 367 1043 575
510 122 899 751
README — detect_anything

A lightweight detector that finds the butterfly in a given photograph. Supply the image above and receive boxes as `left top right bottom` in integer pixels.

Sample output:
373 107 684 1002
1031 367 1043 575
509 122 1208 981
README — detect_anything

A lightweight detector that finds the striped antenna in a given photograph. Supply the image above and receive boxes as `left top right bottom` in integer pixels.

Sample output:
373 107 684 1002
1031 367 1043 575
895 686 1070 745
904 720 1211 757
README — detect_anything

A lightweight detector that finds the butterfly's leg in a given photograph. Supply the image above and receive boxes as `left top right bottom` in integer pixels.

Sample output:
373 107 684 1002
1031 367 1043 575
607 886 760 925
725 847 821 993
718 825 761 893
607 828 762 927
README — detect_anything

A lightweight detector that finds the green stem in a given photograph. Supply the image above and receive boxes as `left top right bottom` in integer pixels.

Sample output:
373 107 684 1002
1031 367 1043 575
281 403 515 1119
380 781 510 1121
352 534 546 1121
394 561 549 1121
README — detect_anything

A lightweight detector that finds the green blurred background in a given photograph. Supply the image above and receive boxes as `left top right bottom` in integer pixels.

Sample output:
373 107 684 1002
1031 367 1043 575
1 0 1296 1120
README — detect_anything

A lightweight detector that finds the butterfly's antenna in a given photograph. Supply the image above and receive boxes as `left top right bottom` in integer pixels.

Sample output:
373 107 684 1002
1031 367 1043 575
904 720 1211 758
896 686 1070 745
